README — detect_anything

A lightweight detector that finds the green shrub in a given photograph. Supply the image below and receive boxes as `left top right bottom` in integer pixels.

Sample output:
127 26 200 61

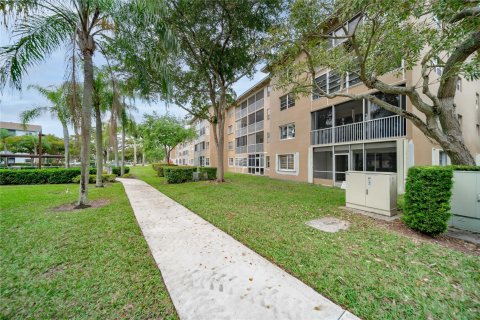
111 166 130 176
163 166 196 184
402 166 453 236
72 174 116 184
156 164 178 177
448 165 480 171
199 167 217 180
0 168 96 185
152 163 164 171
121 173 136 179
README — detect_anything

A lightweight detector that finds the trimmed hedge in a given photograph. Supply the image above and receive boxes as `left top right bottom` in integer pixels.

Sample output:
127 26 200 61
156 164 178 177
163 166 196 184
448 165 480 171
152 163 163 171
162 166 218 183
402 166 453 236
111 166 130 176
199 167 217 180
0 168 96 185
72 174 116 184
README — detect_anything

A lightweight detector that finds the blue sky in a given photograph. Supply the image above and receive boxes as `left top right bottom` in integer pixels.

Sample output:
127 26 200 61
0 30 266 137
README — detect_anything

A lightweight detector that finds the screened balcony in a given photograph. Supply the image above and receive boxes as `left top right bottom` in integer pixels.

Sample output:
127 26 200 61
310 94 407 145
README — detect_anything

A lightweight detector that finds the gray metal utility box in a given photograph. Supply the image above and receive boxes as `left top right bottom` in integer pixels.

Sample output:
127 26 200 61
346 171 397 216
449 171 480 233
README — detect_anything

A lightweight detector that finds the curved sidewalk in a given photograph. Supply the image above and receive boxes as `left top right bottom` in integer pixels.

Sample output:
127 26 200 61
119 178 359 320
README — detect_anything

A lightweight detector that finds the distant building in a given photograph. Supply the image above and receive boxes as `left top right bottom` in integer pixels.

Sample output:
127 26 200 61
0 121 42 136
0 121 42 165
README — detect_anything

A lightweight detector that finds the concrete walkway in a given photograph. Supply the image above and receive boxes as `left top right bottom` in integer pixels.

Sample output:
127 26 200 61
119 178 359 320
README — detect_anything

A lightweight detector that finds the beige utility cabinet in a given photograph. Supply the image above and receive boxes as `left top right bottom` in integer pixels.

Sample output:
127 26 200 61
346 171 397 216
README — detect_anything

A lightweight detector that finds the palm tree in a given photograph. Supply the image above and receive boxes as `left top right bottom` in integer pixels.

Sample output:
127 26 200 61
119 98 137 176
20 84 77 168
1 0 175 207
92 68 113 187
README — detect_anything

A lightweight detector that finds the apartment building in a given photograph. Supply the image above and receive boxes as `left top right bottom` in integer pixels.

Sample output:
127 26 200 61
173 24 480 192
173 118 217 167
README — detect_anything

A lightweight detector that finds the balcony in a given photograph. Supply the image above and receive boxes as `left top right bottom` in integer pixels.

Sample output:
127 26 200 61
311 115 406 145
236 126 247 137
248 120 264 134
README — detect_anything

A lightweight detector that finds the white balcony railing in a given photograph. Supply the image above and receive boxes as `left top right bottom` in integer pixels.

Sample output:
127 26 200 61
311 115 406 145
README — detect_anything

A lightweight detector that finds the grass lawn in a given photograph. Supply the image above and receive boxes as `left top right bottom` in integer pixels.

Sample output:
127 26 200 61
131 165 479 320
0 182 177 319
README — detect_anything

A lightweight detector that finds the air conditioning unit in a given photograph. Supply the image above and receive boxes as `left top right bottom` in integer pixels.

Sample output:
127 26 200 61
346 171 397 216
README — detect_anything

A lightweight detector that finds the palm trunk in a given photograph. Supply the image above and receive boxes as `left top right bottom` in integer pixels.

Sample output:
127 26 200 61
77 49 93 207
114 135 119 167
121 125 125 176
142 148 145 166
95 105 104 187
62 123 70 168
133 140 137 166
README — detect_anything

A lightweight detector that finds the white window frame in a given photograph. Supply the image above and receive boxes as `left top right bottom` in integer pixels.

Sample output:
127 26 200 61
228 157 234 167
279 123 295 140
205 157 210 166
278 154 295 172
280 93 295 111
228 125 233 134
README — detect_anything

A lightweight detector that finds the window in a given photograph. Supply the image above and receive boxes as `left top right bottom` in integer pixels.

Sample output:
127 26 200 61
280 93 295 111
313 73 327 99
228 141 234 150
280 123 295 140
235 157 247 167
205 142 209 149
228 158 234 166
198 127 206 136
266 156 270 168
328 71 342 93
278 154 294 171
228 125 233 134
313 72 345 99
347 70 361 87
205 158 210 166
248 109 264 125
434 58 444 76
236 136 247 147
439 151 449 166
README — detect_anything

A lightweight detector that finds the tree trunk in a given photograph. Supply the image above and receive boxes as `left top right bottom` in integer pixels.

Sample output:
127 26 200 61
133 140 137 166
121 125 125 176
77 49 93 207
113 134 119 167
94 104 104 187
106 147 109 164
142 148 145 166
62 124 70 168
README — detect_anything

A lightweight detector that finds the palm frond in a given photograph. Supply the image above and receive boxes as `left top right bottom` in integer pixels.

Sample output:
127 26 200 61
0 12 76 90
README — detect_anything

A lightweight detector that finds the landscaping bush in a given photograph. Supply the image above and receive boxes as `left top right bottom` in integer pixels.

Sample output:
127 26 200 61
402 166 453 236
121 173 136 179
448 165 480 171
199 167 217 180
72 174 116 184
156 164 178 177
152 163 164 171
111 166 130 176
0 168 96 185
163 166 196 184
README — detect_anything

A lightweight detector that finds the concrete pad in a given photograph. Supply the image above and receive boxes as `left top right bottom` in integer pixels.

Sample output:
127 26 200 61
119 178 359 320
341 206 400 222
306 217 350 233
447 227 480 245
